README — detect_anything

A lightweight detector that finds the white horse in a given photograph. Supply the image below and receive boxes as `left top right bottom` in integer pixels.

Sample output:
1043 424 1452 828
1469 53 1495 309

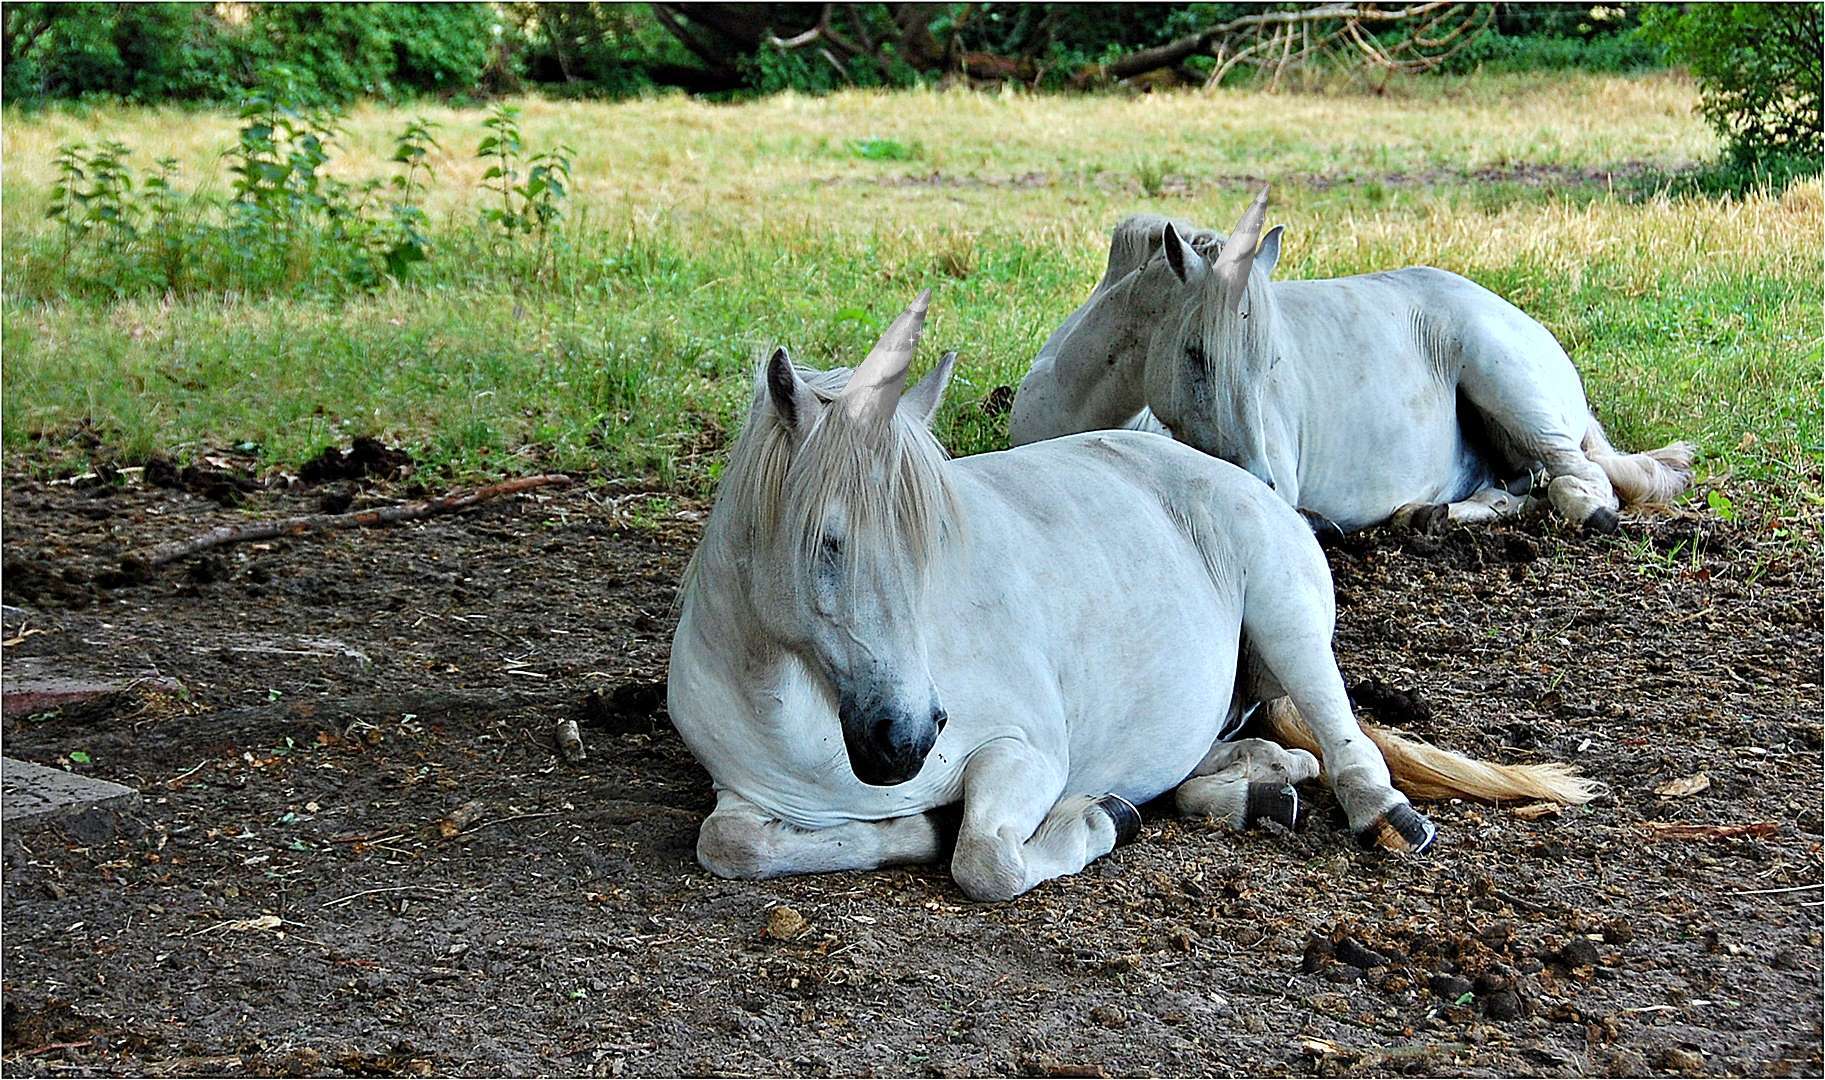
1009 214 1218 446
1015 190 1695 536
668 292 1590 901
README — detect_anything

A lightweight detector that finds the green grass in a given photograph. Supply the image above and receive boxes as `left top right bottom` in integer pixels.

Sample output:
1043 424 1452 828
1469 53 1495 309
2 72 1819 527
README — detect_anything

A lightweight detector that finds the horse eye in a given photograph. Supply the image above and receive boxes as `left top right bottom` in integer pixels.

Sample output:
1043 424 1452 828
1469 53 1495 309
819 535 843 562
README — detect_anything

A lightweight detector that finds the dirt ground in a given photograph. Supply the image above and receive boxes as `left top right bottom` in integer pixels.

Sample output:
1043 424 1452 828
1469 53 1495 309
1 457 1819 1078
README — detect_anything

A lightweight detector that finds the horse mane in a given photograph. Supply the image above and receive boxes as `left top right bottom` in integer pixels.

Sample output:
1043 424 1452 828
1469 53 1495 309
1189 262 1275 387
684 358 960 601
1108 214 1226 287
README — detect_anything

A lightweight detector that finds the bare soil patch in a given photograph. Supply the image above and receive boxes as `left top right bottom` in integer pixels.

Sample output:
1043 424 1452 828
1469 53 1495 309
841 161 1684 198
1 470 1818 1077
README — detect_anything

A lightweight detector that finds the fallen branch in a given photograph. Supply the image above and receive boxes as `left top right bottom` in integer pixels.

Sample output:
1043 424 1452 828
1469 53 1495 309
120 474 573 574
1643 821 1779 842
1103 1 1454 81
16 1040 94 1058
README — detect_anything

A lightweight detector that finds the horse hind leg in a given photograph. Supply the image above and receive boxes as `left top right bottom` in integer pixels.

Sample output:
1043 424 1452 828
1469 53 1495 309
1173 737 1319 832
1239 582 1437 853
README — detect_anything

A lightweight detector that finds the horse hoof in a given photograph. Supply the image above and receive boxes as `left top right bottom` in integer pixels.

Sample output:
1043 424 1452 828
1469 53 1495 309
1397 502 1448 534
1299 509 1345 548
1355 803 1436 854
1095 794 1142 847
1244 782 1299 830
1583 507 1620 535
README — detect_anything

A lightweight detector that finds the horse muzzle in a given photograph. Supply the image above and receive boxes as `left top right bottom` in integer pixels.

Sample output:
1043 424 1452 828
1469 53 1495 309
839 696 946 787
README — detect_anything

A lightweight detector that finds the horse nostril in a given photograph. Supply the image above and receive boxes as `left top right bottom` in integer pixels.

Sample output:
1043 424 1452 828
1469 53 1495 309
933 709 949 733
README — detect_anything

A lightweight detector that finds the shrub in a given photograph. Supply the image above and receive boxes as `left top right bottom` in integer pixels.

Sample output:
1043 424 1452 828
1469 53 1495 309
1640 3 1824 165
3 2 495 107
238 3 496 104
2 3 239 103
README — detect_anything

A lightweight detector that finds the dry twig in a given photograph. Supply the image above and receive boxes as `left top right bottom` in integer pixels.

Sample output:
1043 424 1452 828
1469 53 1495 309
121 474 573 573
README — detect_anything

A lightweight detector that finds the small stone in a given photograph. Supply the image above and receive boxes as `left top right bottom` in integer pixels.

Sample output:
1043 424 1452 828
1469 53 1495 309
1474 971 1514 995
1481 990 1524 1021
1324 964 1364 985
1601 919 1634 945
764 905 807 941
1553 939 1601 969
1603 1049 1651 1076
1335 936 1389 969
1088 1004 1127 1029
1429 973 1473 1001
1169 926 1196 952
1659 1047 1704 1073
1771 949 1806 971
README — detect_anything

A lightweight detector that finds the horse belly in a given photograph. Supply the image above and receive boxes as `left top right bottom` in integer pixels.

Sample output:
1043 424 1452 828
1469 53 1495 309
1298 379 1476 529
1057 585 1242 804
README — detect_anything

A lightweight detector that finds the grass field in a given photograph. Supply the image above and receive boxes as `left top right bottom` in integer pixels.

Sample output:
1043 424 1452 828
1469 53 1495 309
3 71 1819 520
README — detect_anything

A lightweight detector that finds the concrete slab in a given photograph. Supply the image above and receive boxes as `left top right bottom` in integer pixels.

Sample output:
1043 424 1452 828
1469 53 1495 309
1 757 141 827
2 656 183 719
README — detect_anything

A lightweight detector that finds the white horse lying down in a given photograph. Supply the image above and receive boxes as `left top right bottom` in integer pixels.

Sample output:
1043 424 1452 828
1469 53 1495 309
668 292 1590 901
1012 191 1695 535
1010 214 1221 445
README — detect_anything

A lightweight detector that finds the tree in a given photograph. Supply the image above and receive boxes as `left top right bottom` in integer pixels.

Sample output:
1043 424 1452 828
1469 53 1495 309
1640 3 1823 164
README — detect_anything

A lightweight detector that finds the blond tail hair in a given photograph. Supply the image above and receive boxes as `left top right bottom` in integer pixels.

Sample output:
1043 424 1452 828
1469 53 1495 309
1263 699 1599 805
1582 417 1696 508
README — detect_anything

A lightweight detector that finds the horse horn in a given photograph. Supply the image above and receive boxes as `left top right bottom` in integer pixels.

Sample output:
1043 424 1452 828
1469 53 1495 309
1214 185 1269 311
843 289 931 423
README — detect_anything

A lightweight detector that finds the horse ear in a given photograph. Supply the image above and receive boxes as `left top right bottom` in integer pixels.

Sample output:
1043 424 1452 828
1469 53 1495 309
1212 185 1269 312
1255 224 1285 279
765 347 816 431
900 351 956 427
841 290 930 425
1162 223 1207 286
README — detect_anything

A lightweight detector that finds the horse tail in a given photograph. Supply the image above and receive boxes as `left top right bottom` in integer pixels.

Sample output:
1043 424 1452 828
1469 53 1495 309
1581 416 1695 508
1262 699 1599 805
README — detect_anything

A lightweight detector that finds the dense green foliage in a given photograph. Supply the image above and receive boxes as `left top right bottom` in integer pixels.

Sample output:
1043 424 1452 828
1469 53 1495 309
1639 3 1823 167
5 2 1682 107
3 3 495 106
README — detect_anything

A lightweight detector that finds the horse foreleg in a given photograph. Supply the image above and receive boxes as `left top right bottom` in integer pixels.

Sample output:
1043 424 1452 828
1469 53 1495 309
1173 737 1318 831
1391 483 1533 531
696 791 946 880
949 740 1139 902
1446 484 1532 524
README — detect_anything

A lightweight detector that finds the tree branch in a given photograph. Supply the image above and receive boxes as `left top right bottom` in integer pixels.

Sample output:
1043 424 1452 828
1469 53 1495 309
1106 1 1457 81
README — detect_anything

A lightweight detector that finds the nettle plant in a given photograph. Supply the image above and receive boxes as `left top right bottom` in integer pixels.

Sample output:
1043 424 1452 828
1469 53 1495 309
475 103 575 279
37 75 442 298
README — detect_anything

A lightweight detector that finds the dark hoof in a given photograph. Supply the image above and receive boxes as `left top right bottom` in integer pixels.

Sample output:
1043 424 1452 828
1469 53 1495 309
1244 782 1299 830
1583 507 1620 535
1299 509 1346 548
1095 794 1142 846
1355 803 1437 854
1503 461 1546 497
1400 503 1448 535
